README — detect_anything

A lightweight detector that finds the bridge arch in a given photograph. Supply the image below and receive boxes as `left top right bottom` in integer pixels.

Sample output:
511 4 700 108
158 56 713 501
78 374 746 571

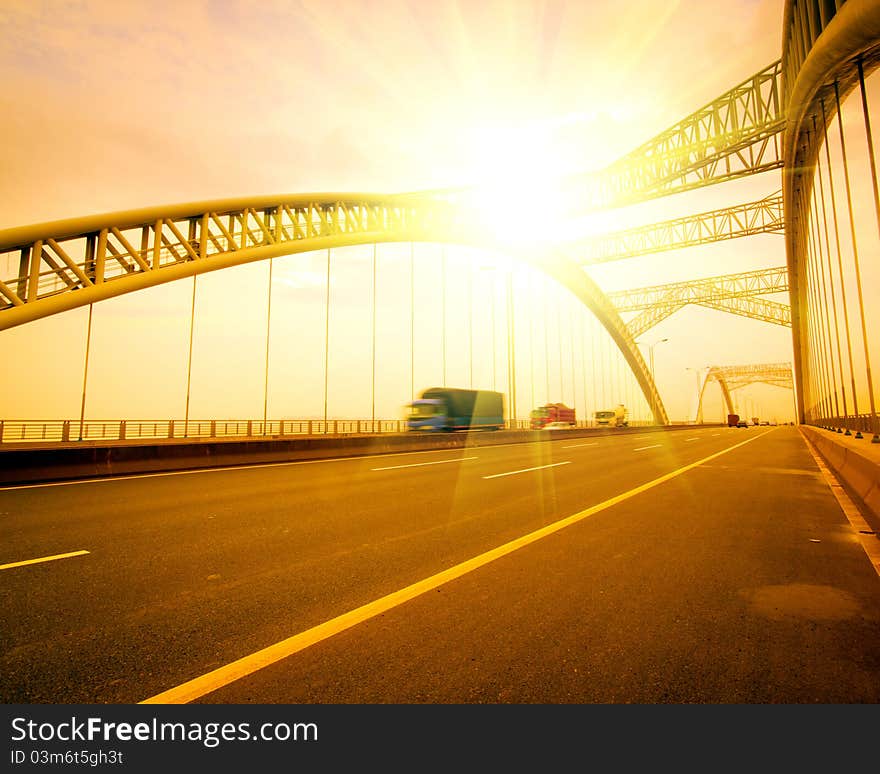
697 363 794 422
0 193 668 425
782 0 880 424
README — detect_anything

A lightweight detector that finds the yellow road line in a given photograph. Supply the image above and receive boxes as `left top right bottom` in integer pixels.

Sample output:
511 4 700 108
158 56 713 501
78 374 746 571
0 549 89 571
141 428 773 705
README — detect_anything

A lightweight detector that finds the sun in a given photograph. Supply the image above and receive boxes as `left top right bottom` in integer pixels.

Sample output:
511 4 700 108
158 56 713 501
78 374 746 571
456 120 585 249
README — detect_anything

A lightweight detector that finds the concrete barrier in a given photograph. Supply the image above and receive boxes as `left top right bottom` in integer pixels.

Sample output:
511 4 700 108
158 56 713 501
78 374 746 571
0 424 706 485
800 426 880 526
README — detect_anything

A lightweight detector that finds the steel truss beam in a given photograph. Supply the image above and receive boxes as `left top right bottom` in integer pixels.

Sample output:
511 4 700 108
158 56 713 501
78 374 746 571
585 60 785 209
697 362 793 421
0 194 455 329
610 266 789 310
406 62 785 218
0 193 670 426
608 266 790 338
577 193 783 265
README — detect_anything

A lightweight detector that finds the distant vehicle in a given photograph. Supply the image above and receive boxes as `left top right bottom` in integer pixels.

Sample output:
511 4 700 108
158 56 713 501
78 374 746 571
543 421 576 430
530 402 576 429
727 413 740 427
736 418 749 428
594 405 628 428
752 416 760 426
406 387 504 432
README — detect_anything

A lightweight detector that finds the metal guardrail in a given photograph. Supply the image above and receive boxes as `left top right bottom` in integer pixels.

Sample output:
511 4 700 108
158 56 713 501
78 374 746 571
0 418 408 444
0 418 654 445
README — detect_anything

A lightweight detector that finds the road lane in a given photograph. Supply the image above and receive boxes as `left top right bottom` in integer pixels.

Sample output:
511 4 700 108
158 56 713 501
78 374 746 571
188 426 880 704
0 426 826 703
142 428 772 704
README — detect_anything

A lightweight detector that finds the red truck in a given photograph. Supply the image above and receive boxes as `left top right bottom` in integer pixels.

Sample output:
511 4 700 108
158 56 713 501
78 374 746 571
530 403 576 429
727 413 740 427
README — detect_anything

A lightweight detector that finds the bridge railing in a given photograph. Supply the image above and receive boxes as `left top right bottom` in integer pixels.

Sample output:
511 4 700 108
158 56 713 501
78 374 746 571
0 418 412 444
0 417 658 444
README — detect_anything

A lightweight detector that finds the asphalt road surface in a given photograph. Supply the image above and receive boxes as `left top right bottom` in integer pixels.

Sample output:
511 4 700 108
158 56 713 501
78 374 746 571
2 425 879 704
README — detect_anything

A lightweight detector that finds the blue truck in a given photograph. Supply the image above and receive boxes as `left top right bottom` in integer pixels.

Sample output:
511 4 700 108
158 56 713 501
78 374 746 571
407 387 505 432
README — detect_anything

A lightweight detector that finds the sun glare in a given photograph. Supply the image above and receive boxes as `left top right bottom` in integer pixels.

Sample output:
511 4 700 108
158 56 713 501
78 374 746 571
460 121 582 248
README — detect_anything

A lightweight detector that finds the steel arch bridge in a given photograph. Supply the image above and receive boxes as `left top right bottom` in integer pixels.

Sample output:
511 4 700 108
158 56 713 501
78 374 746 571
0 53 791 428
0 193 668 425
696 362 794 422
1 0 878 430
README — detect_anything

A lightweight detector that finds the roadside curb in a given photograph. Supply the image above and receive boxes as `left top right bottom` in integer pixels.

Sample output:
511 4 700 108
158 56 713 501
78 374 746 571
799 425 880 529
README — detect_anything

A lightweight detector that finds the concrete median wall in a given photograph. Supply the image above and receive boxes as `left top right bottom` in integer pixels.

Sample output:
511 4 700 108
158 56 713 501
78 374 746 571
0 424 701 485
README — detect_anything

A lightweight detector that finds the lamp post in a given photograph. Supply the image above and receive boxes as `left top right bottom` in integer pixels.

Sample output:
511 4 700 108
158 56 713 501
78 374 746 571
637 337 668 385
685 366 707 424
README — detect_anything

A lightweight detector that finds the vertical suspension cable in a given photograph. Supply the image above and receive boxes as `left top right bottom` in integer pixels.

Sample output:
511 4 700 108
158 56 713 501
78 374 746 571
410 243 415 402
78 303 94 442
323 248 331 430
468 254 473 388
510 271 517 424
441 246 447 386
806 188 830 423
856 60 880 441
371 244 377 423
557 302 564 403
506 270 517 426
820 95 859 435
807 185 832 424
183 276 197 438
543 278 550 402
591 319 597 424
799 167 824 422
262 258 274 433
807 163 838 426
491 264 496 391
617 353 623 412
581 313 588 426
529 287 535 411
605 336 611 409
816 110 850 432
834 80 871 438
569 301 576 410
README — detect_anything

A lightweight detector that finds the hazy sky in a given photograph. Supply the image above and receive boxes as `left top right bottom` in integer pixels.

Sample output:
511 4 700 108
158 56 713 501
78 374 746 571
0 0 784 227
0 1 818 425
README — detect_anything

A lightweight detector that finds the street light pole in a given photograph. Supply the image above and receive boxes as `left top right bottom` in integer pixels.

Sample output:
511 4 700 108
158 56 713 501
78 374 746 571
638 337 668 384
685 366 706 424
